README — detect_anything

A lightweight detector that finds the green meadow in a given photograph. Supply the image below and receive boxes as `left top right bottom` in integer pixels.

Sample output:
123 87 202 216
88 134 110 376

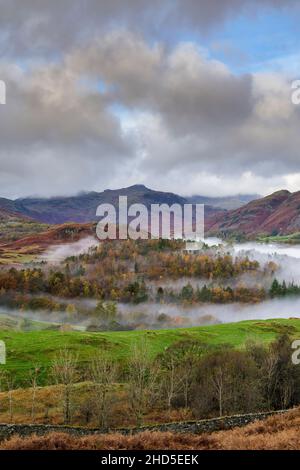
0 318 299 383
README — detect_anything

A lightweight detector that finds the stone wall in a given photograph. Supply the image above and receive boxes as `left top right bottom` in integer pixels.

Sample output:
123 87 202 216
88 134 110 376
122 410 288 435
0 410 289 441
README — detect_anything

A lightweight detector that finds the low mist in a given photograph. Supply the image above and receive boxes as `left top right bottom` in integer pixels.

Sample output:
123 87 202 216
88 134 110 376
40 236 99 263
9 237 300 330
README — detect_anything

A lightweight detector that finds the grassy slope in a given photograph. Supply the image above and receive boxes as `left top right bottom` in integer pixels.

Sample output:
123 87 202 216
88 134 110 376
258 233 300 244
0 318 299 383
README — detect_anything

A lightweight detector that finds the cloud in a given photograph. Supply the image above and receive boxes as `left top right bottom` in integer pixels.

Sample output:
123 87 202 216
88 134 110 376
0 0 298 57
66 33 300 185
0 56 134 197
0 5 299 198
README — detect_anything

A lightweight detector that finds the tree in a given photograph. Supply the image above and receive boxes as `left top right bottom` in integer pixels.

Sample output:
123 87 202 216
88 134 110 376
93 301 117 327
212 366 225 417
197 285 212 302
28 366 41 422
192 350 263 418
181 283 194 302
158 340 202 412
160 350 192 414
89 355 117 429
66 303 76 319
270 279 287 298
127 339 157 426
51 349 78 424
125 281 148 303
0 370 15 423
263 334 300 410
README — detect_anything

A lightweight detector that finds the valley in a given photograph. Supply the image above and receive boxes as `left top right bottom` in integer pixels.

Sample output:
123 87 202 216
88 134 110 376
0 186 299 445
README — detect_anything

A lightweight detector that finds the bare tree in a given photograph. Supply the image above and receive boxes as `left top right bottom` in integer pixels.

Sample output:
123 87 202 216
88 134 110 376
160 355 183 416
128 339 157 426
263 335 296 410
89 354 117 429
51 349 78 424
211 366 225 417
5 372 15 423
178 353 198 410
158 346 198 415
0 370 14 422
28 366 41 422
165 356 175 414
263 351 278 410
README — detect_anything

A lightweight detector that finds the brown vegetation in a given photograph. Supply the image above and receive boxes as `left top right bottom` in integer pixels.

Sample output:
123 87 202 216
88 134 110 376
2 407 300 450
0 223 94 256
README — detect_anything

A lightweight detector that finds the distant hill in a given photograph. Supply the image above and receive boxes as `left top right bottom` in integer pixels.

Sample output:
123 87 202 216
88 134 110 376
0 222 94 255
2 186 300 239
0 207 49 244
0 185 188 223
0 207 31 223
0 185 256 224
207 190 300 237
187 193 259 210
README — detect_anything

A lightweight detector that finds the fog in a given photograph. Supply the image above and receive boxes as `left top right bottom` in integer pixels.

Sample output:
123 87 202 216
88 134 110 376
230 241 300 285
116 297 300 326
124 239 300 326
40 236 99 263
16 237 300 329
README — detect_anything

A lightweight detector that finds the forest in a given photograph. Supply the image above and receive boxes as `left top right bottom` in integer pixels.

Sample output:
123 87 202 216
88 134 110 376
0 239 297 330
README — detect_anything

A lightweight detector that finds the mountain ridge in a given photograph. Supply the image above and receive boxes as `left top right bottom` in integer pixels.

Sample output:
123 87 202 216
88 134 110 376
207 189 300 237
0 185 256 224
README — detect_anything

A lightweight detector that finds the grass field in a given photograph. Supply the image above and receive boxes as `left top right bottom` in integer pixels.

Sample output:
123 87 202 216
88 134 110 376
258 233 300 244
0 318 299 383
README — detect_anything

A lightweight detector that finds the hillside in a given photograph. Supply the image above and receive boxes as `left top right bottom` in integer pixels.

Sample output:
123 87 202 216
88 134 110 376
0 208 49 245
207 190 300 237
0 185 254 224
0 222 95 263
0 318 298 384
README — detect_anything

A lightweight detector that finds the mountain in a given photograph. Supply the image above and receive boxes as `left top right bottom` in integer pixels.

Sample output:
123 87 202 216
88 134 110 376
0 207 31 223
187 194 259 210
207 190 300 237
0 185 232 224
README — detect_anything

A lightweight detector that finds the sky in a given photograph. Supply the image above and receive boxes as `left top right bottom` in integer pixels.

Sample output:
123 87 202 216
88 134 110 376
0 0 300 199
